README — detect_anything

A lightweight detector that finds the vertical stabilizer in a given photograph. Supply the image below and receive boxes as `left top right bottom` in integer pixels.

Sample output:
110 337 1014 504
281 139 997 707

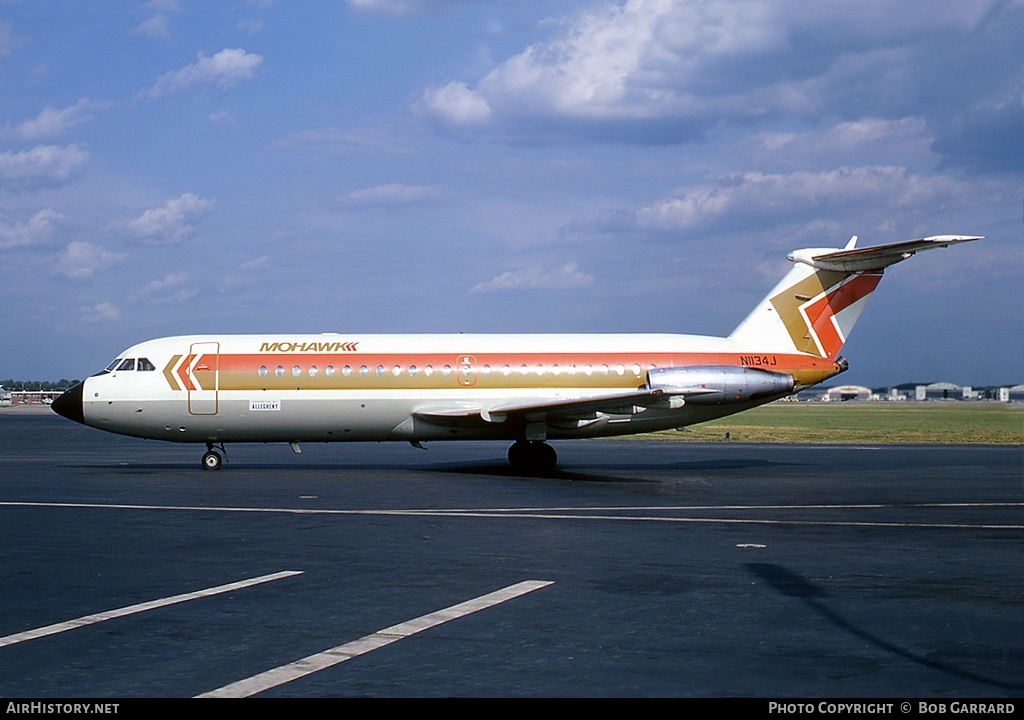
729 235 981 359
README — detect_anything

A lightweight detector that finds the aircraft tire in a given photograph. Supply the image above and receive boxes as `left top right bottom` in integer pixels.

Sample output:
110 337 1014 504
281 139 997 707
202 450 223 471
508 440 557 472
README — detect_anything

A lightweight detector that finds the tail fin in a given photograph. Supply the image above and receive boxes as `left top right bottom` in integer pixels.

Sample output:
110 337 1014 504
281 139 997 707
729 235 982 359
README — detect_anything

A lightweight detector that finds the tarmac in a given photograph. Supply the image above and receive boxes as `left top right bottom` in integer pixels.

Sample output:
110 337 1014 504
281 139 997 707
1 406 1021 698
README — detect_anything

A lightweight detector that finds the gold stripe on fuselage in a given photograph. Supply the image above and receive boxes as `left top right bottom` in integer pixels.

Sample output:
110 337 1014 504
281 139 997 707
181 351 841 393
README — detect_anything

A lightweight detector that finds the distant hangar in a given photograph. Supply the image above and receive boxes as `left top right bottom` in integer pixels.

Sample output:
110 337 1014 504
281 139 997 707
799 382 1024 402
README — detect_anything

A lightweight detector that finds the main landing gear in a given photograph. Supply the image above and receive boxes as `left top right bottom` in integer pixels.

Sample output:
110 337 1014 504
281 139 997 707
201 442 227 471
507 440 558 473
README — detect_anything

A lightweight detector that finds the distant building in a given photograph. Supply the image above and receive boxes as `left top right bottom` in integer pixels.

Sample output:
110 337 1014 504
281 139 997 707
825 385 872 402
797 381 1023 403
917 382 962 400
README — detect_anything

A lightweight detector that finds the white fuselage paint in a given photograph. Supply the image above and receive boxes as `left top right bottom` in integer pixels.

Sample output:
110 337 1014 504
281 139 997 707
78 332 829 445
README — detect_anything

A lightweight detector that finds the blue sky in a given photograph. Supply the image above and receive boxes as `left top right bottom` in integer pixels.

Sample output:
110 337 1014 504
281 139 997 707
1 0 1021 387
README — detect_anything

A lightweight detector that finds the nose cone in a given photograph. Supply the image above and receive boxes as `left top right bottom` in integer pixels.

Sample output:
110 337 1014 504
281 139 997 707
52 382 85 425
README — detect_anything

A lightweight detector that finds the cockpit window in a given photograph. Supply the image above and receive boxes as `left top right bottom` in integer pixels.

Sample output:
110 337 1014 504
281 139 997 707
137 358 156 371
117 358 136 371
105 358 122 372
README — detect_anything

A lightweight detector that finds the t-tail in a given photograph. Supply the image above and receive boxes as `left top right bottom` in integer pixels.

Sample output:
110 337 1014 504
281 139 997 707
729 235 982 360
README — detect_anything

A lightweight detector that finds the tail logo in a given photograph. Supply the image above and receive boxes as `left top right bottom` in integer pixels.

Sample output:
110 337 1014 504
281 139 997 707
770 271 882 358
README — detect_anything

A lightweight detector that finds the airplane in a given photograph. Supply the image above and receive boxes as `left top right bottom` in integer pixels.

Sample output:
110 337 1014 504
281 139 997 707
52 234 980 472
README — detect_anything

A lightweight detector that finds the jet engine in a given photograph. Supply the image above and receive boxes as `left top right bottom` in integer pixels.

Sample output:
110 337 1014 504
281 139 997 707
646 365 794 405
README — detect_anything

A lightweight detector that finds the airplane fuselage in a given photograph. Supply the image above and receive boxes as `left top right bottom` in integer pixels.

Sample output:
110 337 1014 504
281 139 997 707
73 333 838 445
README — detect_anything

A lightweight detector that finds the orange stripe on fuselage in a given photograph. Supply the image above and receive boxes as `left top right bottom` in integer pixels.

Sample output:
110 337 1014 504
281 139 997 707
181 351 841 392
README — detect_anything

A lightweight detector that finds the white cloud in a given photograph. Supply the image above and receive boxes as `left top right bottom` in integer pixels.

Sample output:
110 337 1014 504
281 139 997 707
0 145 89 192
0 20 21 60
138 271 188 295
1 99 98 144
634 166 982 234
127 193 215 243
131 15 172 41
132 1 181 41
340 183 440 207
80 302 122 322
471 262 594 293
53 241 126 279
0 209 63 250
347 0 453 16
417 0 1017 153
140 48 263 100
421 0 779 129
420 82 491 125
137 271 197 302
208 110 237 126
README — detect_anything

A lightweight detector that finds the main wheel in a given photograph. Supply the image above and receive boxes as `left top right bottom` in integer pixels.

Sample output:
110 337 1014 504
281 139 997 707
508 441 557 472
201 450 223 471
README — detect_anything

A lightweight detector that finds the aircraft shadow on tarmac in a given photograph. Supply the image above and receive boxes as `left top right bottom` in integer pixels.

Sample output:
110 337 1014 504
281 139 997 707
428 455 797 483
746 563 1024 694
75 455 795 484
77 460 646 484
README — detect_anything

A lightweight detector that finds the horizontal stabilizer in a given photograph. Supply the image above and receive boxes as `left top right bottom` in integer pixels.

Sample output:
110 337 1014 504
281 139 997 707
792 235 982 273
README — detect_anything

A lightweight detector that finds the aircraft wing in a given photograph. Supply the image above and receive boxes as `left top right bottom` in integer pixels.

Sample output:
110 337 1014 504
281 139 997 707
412 386 719 426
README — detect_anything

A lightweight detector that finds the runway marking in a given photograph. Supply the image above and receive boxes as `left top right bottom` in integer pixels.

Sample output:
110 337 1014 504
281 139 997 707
2 501 1022 530
196 579 554 698
0 571 302 650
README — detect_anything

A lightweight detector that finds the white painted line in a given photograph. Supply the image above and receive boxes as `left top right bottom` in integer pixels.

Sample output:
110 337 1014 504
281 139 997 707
3 500 1021 530
0 571 303 649
197 579 554 698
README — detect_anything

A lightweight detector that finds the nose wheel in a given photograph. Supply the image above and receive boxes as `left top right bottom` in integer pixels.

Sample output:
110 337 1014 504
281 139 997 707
201 442 226 471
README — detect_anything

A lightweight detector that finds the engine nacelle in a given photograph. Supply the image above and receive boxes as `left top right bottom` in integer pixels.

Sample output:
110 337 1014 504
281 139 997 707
646 365 794 405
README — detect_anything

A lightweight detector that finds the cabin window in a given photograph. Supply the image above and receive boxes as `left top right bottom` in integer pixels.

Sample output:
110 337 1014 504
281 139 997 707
292 365 301 377
117 358 136 371
309 365 318 377
502 365 511 376
600 364 609 375
424 365 434 376
392 365 402 376
275 366 284 377
481 364 491 376
137 358 156 371
325 366 335 377
616 364 625 376
359 365 368 377
342 365 351 377
409 365 418 376
442 365 452 376
258 365 268 377
535 364 544 376
632 364 642 376
375 365 385 376
584 364 593 376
